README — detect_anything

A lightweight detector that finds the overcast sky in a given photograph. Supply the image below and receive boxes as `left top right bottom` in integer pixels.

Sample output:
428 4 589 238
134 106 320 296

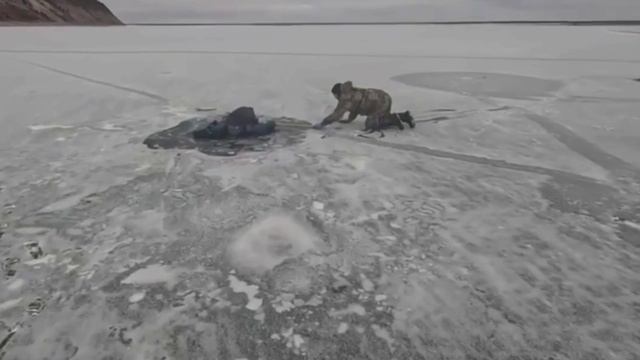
102 0 640 23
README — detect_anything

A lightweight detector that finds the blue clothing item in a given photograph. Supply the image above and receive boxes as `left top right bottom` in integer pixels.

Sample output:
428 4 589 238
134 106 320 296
192 120 228 140
245 121 276 137
192 107 276 140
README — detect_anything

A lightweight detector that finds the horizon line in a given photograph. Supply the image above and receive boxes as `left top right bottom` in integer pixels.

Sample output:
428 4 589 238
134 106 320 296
126 20 640 26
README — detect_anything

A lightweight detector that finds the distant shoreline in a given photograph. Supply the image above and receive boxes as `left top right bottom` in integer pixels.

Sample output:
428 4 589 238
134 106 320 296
127 20 640 27
2 20 639 27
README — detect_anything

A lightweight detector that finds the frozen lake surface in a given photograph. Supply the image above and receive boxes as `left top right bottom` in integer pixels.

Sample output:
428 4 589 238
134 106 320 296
1 25 640 359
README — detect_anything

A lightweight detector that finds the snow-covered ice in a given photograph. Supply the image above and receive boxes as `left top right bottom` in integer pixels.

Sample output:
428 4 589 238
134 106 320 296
1 24 640 359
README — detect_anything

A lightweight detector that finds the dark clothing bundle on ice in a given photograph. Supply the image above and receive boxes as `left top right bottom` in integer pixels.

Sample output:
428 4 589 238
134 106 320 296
193 106 276 140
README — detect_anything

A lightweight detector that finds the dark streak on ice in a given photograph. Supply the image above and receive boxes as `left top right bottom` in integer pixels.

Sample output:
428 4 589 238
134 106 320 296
339 133 605 184
0 329 17 352
24 61 169 103
523 113 640 180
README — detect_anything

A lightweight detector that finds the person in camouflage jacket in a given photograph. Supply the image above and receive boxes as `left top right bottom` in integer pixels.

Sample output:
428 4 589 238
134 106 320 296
315 81 394 129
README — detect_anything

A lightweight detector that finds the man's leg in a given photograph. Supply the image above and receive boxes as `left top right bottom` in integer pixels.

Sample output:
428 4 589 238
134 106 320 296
388 113 404 130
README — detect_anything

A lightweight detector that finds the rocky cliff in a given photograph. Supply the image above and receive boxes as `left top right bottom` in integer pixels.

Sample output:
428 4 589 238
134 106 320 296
0 0 122 25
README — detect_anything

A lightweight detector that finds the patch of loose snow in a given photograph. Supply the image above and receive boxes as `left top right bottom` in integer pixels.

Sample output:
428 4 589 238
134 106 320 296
228 274 262 311
129 292 146 303
121 264 180 287
24 255 56 266
272 293 296 313
39 194 86 213
0 298 23 313
306 295 323 306
14 227 49 235
28 124 75 131
282 328 306 354
360 275 375 292
375 294 388 302
228 214 320 274
98 123 125 131
371 324 395 349
330 304 367 317
621 220 640 231
7 279 25 292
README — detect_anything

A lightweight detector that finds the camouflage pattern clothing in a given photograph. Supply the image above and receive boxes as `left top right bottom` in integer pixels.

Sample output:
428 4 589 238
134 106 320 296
319 81 392 127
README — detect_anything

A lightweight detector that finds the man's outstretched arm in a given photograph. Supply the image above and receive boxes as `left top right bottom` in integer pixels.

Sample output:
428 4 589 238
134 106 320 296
319 100 351 127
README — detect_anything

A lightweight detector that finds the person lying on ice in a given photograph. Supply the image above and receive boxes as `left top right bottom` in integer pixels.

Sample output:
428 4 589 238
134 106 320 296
192 107 276 140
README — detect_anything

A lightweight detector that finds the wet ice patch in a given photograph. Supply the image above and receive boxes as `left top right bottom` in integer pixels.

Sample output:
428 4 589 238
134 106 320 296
227 214 320 274
143 115 307 157
392 72 563 100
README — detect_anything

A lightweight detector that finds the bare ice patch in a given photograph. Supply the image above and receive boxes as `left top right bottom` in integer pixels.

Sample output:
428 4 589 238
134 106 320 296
392 72 563 100
227 214 320 274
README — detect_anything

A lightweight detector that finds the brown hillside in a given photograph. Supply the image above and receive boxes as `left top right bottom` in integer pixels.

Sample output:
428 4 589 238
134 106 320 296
0 0 122 25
